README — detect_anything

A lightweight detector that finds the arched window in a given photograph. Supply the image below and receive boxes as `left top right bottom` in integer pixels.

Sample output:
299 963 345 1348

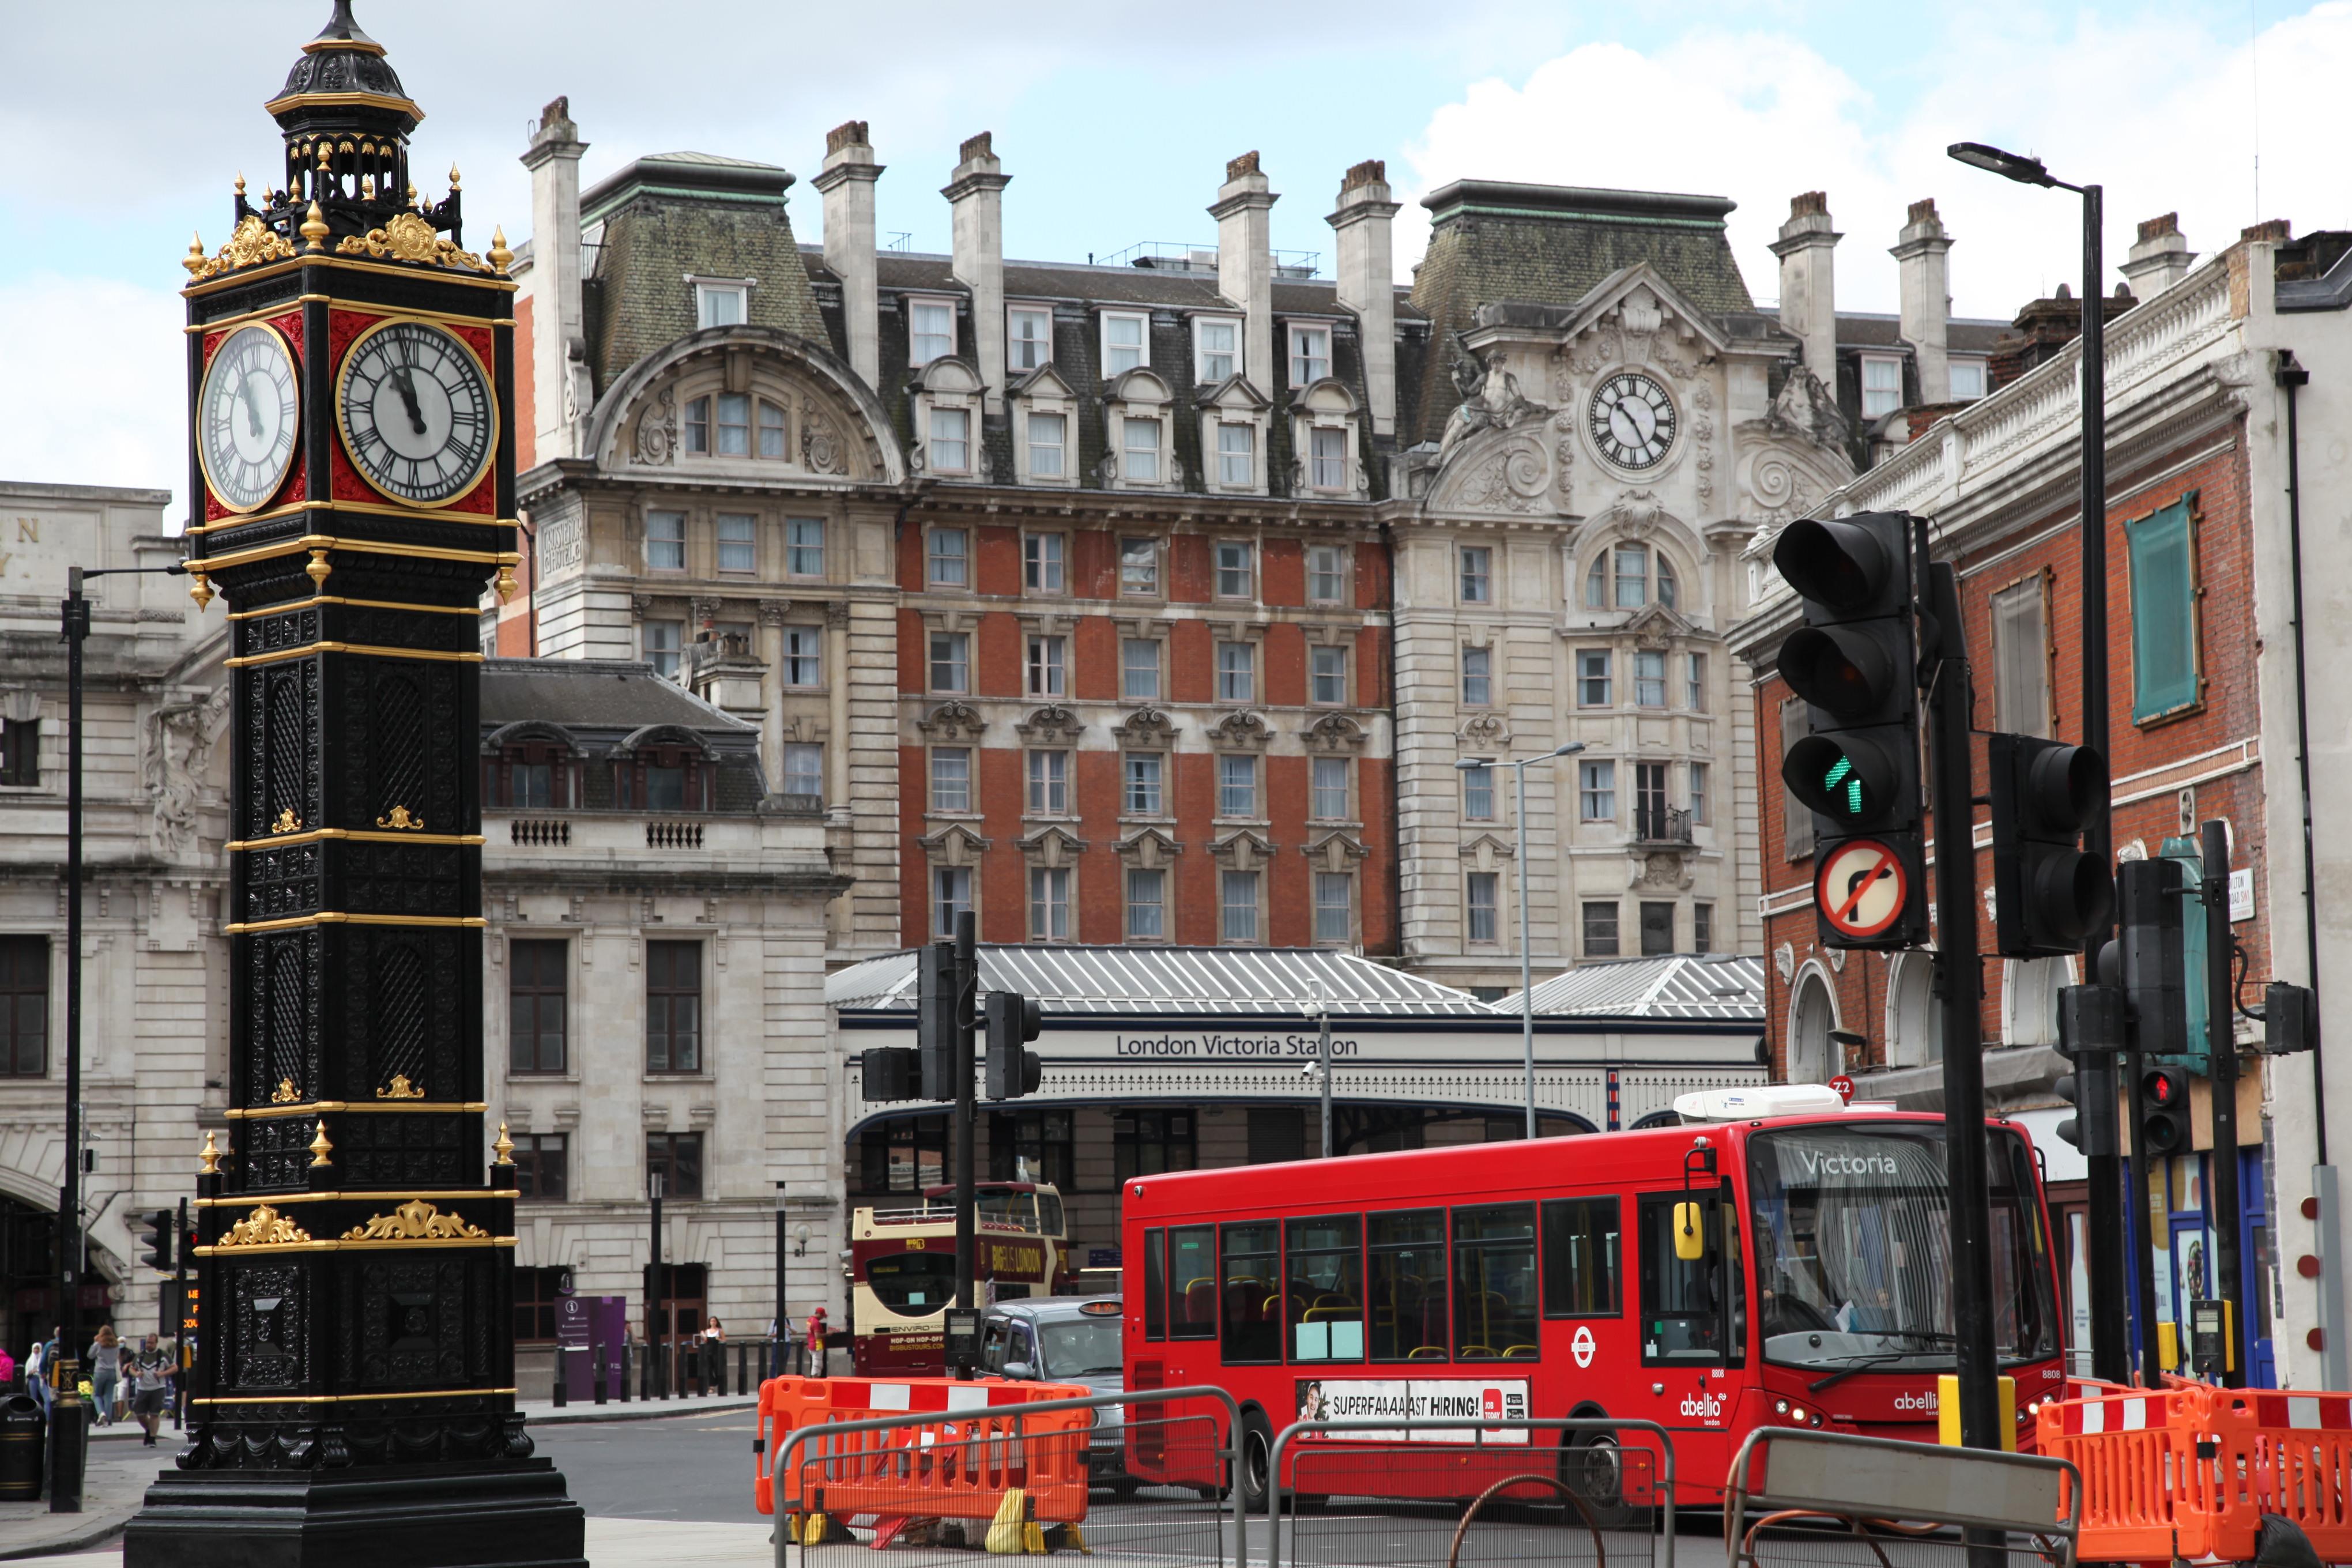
1887 950 1943 1067
616 745 704 812
487 740 572 810
1583 543 1677 610
1788 971 1835 1083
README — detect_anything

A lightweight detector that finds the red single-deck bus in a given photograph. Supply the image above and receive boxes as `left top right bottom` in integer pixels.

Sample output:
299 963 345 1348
1121 1085 2064 1512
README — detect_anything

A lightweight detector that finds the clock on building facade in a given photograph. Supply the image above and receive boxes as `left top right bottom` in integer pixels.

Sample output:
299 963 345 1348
125 4 583 1565
1588 369 1678 470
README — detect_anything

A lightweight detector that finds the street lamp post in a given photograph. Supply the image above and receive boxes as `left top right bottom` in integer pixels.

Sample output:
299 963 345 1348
648 1170 665 1400
1948 140 2137 1388
53 561 183 1513
774 1182 787 1382
1457 742 1587 1139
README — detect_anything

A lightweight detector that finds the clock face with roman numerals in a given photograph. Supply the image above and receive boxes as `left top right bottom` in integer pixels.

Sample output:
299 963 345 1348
198 323 299 513
1587 371 1677 470
336 318 495 506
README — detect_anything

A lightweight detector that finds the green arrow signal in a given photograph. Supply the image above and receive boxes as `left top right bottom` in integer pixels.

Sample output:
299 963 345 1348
1822 754 1865 815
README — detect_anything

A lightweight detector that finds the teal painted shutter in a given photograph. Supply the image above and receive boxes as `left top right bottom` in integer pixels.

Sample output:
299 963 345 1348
2159 838 2211 1069
2127 497 2200 722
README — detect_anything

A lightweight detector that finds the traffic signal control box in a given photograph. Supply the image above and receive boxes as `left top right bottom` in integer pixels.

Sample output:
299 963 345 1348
1773 511 1929 950
858 1046 920 1102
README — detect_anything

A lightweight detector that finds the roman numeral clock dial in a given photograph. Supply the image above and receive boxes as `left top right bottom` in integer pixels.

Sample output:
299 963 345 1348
198 323 299 513
1587 370 1678 470
336 318 495 506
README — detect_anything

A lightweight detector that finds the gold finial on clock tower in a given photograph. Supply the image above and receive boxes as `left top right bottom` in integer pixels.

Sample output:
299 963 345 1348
198 1129 222 1176
301 199 329 252
183 231 206 277
487 226 512 275
235 172 246 198
448 162 462 191
493 1122 515 1166
306 548 333 587
406 181 418 208
494 565 518 604
188 573 214 612
309 1119 334 1168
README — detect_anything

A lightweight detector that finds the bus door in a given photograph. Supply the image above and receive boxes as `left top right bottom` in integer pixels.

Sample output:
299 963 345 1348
1635 1185 1744 1494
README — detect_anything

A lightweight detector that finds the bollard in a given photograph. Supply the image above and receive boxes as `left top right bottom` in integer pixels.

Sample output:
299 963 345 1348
734 1340 745 1396
592 1341 607 1406
552 1344 568 1409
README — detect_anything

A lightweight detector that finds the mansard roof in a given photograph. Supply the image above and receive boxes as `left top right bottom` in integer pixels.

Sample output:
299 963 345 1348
480 658 756 739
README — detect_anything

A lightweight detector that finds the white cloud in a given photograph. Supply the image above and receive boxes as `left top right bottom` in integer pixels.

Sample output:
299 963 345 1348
1399 4 2352 322
0 276 186 512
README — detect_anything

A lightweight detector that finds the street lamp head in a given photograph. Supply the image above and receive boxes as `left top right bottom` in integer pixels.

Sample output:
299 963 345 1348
1551 741 1588 758
1947 141 2055 187
1454 756 1494 771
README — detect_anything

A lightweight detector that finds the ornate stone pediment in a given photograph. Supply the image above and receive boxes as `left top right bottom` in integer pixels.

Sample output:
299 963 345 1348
1458 711 1510 749
1015 704 1084 742
1209 828 1277 869
1302 712 1368 752
1734 420 1856 529
920 823 990 864
1303 830 1370 872
1629 847 1697 891
1016 824 1087 866
1458 831 1517 865
1426 423 1556 516
1207 710 1272 749
1112 707 1178 747
916 700 986 740
1116 826 1183 868
1623 603 1697 648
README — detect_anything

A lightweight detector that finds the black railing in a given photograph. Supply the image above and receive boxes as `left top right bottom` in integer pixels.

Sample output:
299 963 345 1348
509 819 571 846
1634 804 1694 844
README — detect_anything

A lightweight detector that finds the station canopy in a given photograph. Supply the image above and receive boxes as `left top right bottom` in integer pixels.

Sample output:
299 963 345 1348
827 944 1501 1017
1498 953 1766 1021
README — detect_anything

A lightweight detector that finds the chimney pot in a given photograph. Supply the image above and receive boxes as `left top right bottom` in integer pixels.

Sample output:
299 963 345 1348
2242 218 2293 243
826 120 870 157
1331 159 1401 435
1343 159 1386 193
1226 150 1262 182
2138 212 2182 243
1892 197 1954 404
1770 190 1841 383
815 122 885 389
945 132 1011 413
958 131 994 165
1789 190 1829 218
2121 211 2197 299
519 93 589 464
1212 153 1279 405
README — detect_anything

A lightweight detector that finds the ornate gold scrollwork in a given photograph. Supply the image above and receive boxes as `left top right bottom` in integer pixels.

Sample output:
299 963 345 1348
378 1073 424 1099
270 809 303 835
341 1200 488 1243
334 211 492 274
184 214 299 281
218 1204 314 1248
270 1077 301 1104
374 805 425 831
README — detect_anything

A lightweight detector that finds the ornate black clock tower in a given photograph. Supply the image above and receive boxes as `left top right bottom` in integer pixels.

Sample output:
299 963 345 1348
125 6 584 1563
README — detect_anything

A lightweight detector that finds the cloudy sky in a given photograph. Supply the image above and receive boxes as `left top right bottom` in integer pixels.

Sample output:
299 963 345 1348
5 0 2347 520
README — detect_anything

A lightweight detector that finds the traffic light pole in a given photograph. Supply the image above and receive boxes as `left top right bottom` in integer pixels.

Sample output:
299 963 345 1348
952 913 978 1315
2203 819 2246 1384
1925 562 1999 1452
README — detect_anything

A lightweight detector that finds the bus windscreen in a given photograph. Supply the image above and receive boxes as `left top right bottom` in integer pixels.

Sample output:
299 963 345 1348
1746 1125 2057 1373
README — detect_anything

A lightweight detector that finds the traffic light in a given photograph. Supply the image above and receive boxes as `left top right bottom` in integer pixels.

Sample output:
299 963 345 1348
2140 1066 2191 1155
984 992 1044 1100
917 940 963 1102
859 1046 920 1102
1774 512 1928 949
2114 858 2190 1063
2055 985 2122 1156
2266 981 2318 1054
1989 733 2112 956
139 1209 172 1273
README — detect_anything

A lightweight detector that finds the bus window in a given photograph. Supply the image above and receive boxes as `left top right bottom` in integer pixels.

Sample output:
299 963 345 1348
1638 1191 1730 1364
1368 1209 1448 1361
1452 1204 1539 1360
1170 1225 1216 1339
1039 1191 1065 1237
1286 1216 1364 1363
1144 1228 1167 1341
869 1251 960 1316
1541 1196 1622 1317
1222 1222 1281 1363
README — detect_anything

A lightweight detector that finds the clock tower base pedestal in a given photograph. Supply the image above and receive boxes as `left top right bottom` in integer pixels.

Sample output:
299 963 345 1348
122 1459 586 1568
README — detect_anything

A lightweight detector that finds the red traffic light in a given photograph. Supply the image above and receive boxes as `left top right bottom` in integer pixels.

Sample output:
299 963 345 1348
2146 1069 2180 1106
1773 518 1895 610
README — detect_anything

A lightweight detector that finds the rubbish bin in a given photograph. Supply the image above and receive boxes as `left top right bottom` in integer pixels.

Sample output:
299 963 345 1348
0 1394 43 1500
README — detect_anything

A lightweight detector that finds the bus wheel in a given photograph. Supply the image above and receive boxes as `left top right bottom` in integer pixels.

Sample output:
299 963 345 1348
1238 1412 1275 1514
1560 1430 1637 1529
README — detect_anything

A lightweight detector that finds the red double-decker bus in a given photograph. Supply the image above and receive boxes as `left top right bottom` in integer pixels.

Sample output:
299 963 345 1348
1120 1086 2064 1511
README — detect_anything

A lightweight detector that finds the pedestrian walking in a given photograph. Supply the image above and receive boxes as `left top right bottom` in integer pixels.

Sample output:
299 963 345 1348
702 1317 725 1393
804 1307 828 1378
128 1335 169 1446
22 1336 43 1415
87 1326 120 1426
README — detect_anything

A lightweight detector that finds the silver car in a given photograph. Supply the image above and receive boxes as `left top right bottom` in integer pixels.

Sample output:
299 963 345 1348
979 1296 1129 1492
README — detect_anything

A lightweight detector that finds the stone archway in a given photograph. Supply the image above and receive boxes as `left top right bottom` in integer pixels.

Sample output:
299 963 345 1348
1788 968 1836 1084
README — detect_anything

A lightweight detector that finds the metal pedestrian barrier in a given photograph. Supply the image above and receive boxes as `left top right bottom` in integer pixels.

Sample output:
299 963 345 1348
1725 1426 2080 1568
1267 1417 1676 1568
762 1382 1243 1565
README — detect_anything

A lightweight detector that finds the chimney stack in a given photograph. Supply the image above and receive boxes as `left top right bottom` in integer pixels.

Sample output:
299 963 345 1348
1211 152 1277 394
814 120 884 390
944 133 1011 414
1329 159 1400 435
2120 213 2196 299
1891 198 1953 405
519 96 588 462
1769 191 1840 385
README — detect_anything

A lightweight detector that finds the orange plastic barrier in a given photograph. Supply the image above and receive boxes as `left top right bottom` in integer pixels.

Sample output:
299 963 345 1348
2038 1382 2352 1564
753 1374 1095 1529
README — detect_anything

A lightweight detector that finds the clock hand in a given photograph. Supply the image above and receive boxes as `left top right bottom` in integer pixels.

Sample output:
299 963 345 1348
236 372 265 440
388 362 429 437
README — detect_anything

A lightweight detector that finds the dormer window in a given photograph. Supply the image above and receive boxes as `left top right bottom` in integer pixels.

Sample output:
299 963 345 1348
488 740 572 809
1217 424 1254 487
692 278 749 329
1027 411 1065 478
1308 427 1347 491
1195 317 1240 383
928 406 971 474
1289 325 1331 387
1860 354 1903 419
615 744 704 812
1102 312 1148 377
1009 306 1053 372
910 299 956 366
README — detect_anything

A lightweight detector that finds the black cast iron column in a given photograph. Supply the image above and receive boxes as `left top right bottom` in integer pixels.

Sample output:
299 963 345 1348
125 7 581 1565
